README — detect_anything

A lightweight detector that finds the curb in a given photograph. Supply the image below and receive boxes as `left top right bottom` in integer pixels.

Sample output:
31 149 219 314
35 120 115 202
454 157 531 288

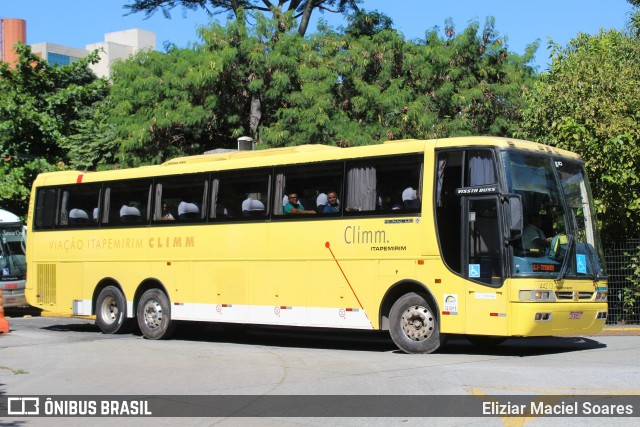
597 326 640 336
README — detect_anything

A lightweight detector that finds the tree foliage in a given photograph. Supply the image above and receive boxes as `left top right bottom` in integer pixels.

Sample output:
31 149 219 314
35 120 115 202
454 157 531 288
261 15 538 147
107 12 537 164
123 0 361 36
518 29 640 242
0 44 109 215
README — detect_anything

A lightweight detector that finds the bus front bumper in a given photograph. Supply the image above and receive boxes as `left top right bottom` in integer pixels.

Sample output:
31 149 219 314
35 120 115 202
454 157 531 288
510 302 608 337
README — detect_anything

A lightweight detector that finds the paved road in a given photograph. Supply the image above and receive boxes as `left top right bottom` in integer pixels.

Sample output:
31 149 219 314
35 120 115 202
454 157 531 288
1 314 639 426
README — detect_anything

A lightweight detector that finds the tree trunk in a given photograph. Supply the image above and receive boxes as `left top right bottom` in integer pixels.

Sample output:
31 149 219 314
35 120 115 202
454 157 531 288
297 0 316 36
249 94 262 139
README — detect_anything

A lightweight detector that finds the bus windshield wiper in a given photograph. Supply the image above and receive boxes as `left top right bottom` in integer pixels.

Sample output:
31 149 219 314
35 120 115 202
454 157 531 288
555 234 575 282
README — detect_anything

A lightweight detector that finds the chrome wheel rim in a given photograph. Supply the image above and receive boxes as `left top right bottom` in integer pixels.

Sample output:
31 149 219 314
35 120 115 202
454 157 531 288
100 296 118 325
400 305 434 341
143 300 163 330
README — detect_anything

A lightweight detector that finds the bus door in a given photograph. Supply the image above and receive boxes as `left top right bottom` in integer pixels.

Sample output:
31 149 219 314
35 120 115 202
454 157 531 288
462 196 508 335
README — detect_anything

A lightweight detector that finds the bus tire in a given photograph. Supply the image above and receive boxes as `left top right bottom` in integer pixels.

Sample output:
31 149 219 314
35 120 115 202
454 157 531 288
96 286 131 334
137 289 175 340
389 292 441 354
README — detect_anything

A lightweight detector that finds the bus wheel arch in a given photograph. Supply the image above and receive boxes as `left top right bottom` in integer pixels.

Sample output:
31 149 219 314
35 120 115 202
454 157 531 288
380 281 442 354
379 280 437 330
135 280 175 340
94 279 131 334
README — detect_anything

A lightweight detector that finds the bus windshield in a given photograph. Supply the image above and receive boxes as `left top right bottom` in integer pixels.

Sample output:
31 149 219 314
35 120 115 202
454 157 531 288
502 151 606 279
1 224 27 280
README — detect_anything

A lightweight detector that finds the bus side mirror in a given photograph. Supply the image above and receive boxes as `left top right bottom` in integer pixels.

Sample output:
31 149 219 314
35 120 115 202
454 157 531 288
505 194 523 239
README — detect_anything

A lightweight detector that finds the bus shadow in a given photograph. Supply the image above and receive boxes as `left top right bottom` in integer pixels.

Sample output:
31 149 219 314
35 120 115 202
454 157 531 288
171 322 606 356
440 335 607 357
35 319 607 355
42 322 102 333
4 306 44 318
172 322 399 352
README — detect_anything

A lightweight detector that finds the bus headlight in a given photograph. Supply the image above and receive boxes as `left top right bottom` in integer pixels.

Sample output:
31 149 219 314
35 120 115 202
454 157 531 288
519 290 555 301
595 290 607 301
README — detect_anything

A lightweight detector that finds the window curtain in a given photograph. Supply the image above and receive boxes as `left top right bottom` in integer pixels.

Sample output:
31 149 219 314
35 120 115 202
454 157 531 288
146 184 153 220
201 180 209 219
436 157 446 207
346 167 376 211
469 151 496 186
419 161 424 202
59 190 69 225
153 184 163 220
102 188 111 224
273 173 285 215
210 179 220 218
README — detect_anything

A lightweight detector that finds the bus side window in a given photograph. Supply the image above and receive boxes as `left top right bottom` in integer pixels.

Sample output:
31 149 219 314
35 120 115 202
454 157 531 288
35 188 58 229
273 162 343 217
103 180 152 226
153 174 208 223
345 155 422 214
213 170 270 221
59 184 102 228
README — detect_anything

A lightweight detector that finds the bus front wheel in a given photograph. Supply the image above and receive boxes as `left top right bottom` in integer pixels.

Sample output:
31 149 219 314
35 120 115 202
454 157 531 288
389 292 441 354
96 286 130 334
137 289 175 340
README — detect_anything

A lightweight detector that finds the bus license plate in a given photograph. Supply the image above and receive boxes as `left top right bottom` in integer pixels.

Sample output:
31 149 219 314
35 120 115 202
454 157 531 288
569 312 583 320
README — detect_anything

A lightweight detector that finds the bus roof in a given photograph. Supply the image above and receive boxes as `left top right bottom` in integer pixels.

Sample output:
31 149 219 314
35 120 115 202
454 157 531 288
0 209 21 223
162 144 340 166
32 136 580 186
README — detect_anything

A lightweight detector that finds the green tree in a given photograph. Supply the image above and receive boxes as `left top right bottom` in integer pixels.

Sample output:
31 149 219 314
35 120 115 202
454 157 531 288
108 13 537 160
0 44 109 216
108 46 214 166
108 13 306 165
519 29 640 242
262 16 538 147
124 1 362 136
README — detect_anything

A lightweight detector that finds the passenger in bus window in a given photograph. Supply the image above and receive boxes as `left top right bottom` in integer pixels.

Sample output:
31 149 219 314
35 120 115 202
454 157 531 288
284 193 316 215
316 191 328 213
402 186 420 209
161 203 175 220
323 192 341 213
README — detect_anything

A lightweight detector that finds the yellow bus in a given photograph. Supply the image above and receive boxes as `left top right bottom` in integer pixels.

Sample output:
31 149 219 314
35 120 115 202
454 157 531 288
25 137 608 353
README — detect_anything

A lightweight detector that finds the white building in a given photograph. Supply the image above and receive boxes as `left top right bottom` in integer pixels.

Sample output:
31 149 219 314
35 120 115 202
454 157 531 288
31 28 155 78
86 29 155 78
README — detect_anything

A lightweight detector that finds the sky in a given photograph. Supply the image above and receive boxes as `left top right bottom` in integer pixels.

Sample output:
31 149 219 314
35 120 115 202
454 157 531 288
1 0 635 71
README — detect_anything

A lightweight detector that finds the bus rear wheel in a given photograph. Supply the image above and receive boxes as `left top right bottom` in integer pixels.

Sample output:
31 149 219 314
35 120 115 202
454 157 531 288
137 289 175 340
96 286 130 334
389 292 441 354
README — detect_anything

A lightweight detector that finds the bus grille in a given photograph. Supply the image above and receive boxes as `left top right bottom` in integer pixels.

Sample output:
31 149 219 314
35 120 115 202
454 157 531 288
555 291 593 300
37 264 57 305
